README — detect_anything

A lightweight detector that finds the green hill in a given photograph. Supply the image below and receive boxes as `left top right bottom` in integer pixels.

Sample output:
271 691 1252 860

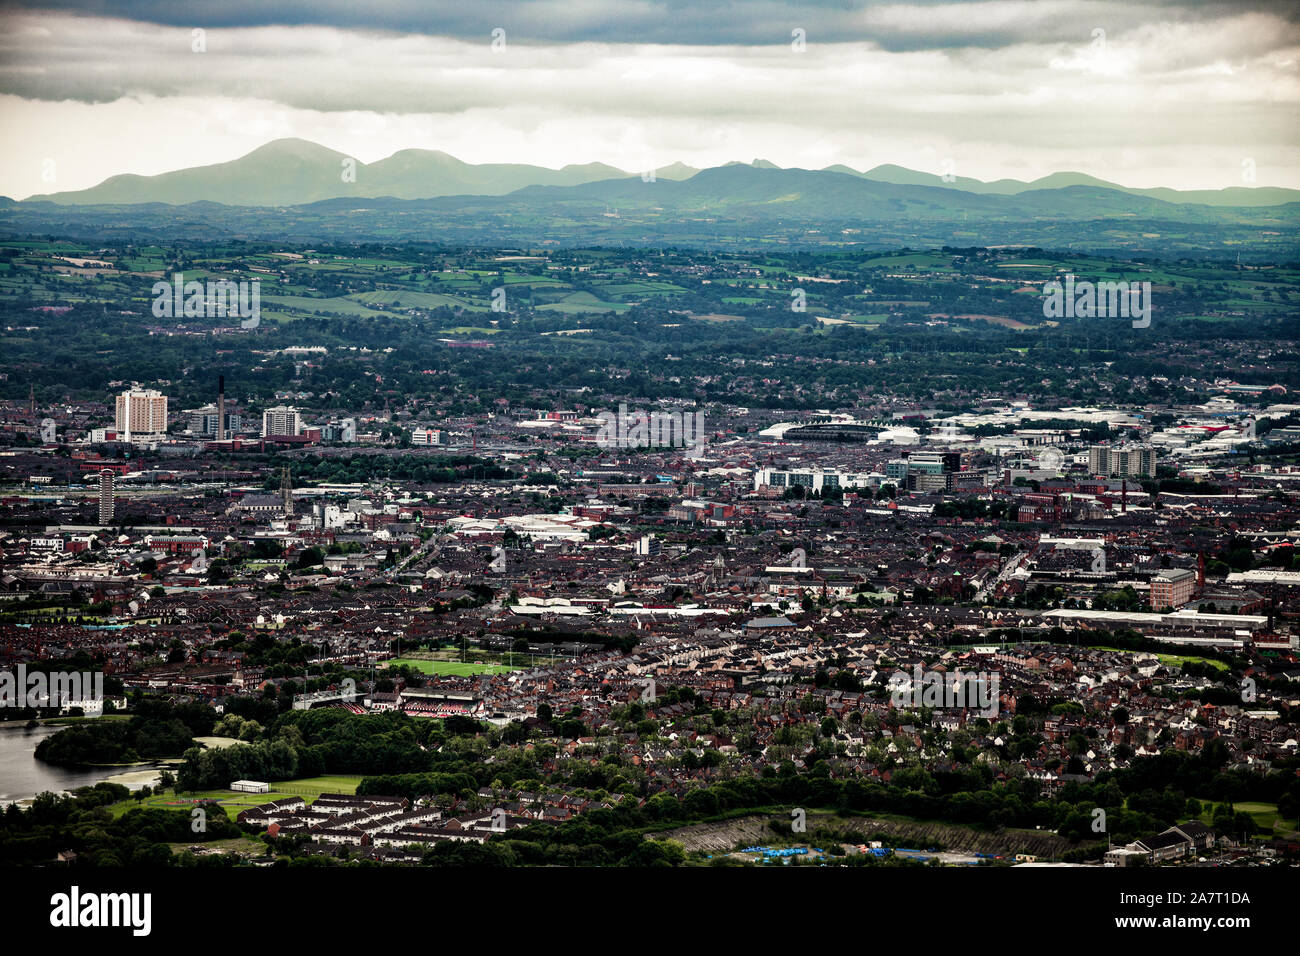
30 138 639 206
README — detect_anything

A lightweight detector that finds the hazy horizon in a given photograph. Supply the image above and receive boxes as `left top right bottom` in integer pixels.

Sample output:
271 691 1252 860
13 134 1299 204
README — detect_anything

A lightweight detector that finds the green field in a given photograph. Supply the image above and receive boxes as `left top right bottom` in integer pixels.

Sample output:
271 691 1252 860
1091 646 1231 672
350 289 485 311
38 714 132 726
1197 801 1296 838
863 253 956 271
261 293 393 317
385 657 522 676
597 280 687 297
536 291 628 313
111 774 364 818
1152 653 1231 672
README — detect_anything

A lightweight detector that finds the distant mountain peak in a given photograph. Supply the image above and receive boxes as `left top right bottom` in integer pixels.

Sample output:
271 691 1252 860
654 161 700 181
559 161 626 174
247 137 345 158
385 147 460 160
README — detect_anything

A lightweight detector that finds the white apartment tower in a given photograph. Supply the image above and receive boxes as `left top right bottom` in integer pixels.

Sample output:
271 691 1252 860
115 388 168 442
262 406 302 437
97 469 115 525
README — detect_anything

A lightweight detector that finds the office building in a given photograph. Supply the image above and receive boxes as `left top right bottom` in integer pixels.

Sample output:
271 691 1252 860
189 405 243 437
909 472 955 493
320 418 358 443
885 451 960 491
1090 444 1157 478
753 468 875 494
1151 568 1196 610
411 428 447 446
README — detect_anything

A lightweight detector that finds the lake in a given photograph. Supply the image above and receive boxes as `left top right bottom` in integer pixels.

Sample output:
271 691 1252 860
0 721 163 805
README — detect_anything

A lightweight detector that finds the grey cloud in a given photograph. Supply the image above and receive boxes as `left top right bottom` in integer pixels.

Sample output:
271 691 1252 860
1 0 1298 49
1 8 1297 115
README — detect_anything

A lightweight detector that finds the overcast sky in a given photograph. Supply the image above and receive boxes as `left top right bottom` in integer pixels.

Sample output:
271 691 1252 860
0 0 1297 198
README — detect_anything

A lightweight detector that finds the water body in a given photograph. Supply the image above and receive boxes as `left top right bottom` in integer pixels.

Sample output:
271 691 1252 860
0 722 162 805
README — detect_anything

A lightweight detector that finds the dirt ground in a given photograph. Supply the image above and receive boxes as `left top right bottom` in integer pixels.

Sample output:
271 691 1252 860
648 811 1078 860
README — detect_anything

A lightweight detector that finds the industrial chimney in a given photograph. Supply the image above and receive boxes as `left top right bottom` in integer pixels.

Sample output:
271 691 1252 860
217 374 226 441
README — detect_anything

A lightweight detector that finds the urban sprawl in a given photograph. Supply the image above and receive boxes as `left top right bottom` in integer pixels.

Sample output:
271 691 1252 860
1 242 1298 869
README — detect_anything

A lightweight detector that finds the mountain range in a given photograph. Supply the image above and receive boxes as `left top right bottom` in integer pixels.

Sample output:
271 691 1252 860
25 139 693 206
23 138 1300 209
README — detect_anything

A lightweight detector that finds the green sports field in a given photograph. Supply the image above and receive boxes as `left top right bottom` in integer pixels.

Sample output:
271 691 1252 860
1196 801 1296 838
384 657 523 676
110 774 364 818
